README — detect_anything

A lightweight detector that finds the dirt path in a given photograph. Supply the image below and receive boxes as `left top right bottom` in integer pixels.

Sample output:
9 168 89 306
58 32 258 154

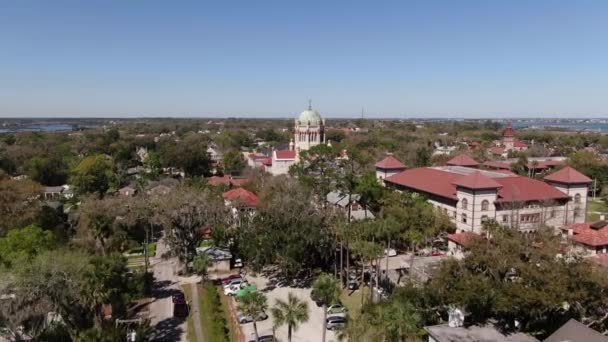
190 282 206 342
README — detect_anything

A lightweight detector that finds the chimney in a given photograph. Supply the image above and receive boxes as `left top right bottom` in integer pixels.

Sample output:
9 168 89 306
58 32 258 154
567 228 574 236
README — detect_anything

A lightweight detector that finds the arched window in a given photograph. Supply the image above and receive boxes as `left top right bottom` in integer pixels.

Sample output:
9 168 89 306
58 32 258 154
462 213 467 223
481 200 489 211
461 198 468 210
574 193 581 204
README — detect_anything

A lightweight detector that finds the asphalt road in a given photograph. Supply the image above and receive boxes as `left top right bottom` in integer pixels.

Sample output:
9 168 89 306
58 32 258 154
148 238 188 342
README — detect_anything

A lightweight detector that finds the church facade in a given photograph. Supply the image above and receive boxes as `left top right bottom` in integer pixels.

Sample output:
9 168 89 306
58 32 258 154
267 104 326 176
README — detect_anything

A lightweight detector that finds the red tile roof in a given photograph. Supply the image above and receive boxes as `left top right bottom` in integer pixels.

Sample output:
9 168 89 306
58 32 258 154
544 166 592 184
513 140 528 148
261 157 272 166
452 171 503 190
562 221 608 247
207 175 250 187
447 232 482 247
483 161 512 170
207 175 231 186
446 154 479 167
223 188 259 207
274 149 297 160
489 146 506 155
385 166 569 203
375 156 406 169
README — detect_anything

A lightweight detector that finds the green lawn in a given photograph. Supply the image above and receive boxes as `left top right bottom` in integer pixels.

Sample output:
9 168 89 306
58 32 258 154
587 199 608 221
181 285 196 342
187 283 233 342
340 287 369 320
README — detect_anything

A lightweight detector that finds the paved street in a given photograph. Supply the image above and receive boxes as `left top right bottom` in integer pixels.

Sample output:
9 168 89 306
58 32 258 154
148 238 188 342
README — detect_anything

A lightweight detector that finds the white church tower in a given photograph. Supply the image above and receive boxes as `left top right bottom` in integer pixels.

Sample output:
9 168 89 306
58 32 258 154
294 101 325 152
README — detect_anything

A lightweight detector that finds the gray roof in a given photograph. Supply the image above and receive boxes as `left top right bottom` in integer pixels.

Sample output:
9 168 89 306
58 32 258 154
326 191 361 207
44 186 64 193
350 209 375 221
196 247 232 261
544 319 608 342
425 324 539 342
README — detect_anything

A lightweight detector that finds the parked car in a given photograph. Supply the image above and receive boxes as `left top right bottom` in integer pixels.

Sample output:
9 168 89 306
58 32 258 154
237 311 268 324
224 283 247 296
223 278 246 288
327 304 347 315
222 274 243 285
233 258 243 268
173 299 189 318
326 315 347 330
384 248 397 257
172 291 185 304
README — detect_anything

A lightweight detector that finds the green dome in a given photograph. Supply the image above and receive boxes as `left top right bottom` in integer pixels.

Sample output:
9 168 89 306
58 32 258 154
298 108 323 125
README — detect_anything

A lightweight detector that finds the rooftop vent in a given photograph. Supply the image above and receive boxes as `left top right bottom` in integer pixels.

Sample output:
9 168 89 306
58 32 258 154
590 221 608 230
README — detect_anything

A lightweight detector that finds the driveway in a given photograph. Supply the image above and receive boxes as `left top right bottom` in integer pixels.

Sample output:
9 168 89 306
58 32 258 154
238 274 339 342
148 238 188 342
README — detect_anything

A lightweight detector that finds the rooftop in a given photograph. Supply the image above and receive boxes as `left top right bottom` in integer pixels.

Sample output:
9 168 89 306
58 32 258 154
562 221 608 247
446 154 479 167
544 166 593 184
223 188 259 207
385 166 570 203
425 324 538 342
544 318 608 342
274 149 297 160
452 171 503 190
375 155 406 169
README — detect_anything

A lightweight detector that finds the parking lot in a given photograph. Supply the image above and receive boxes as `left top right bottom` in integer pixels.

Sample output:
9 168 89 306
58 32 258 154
232 273 339 342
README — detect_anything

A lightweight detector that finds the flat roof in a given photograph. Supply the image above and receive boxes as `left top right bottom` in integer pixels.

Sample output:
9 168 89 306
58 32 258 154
425 324 539 342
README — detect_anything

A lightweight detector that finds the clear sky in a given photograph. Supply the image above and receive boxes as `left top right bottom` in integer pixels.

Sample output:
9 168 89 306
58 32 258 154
1 0 607 118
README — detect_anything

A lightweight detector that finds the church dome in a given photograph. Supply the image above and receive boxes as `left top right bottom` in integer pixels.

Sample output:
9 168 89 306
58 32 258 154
298 107 323 125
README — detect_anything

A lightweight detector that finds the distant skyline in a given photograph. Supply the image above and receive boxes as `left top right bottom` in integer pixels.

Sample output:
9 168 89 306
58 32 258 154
1 1 607 118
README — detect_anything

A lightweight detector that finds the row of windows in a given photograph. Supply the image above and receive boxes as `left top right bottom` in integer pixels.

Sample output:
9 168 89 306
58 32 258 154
460 193 583 212
461 198 490 211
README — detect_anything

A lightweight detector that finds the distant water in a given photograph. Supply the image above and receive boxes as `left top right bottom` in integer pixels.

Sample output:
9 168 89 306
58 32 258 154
511 121 608 133
0 124 73 133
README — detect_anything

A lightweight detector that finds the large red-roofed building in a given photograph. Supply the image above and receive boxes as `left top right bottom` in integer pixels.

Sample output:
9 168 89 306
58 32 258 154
382 158 591 234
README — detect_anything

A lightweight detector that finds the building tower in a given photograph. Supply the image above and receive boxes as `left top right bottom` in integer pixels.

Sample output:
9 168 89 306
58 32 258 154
502 122 515 150
294 101 325 152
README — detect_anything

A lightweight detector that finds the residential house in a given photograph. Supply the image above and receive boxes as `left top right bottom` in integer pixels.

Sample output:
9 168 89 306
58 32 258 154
326 191 375 221
544 318 608 342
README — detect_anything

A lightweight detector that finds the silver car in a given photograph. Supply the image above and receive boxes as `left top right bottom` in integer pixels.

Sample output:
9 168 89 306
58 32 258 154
237 311 269 324
326 315 347 330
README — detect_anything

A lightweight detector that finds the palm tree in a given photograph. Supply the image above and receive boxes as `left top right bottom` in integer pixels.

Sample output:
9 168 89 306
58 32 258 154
270 292 309 342
237 292 268 341
312 274 341 342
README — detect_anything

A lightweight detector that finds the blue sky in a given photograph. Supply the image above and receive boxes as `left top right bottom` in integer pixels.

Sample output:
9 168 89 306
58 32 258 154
1 0 607 118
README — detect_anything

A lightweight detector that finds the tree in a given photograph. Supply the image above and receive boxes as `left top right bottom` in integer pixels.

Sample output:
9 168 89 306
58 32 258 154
0 225 55 268
271 292 309 342
71 155 115 196
312 274 341 342
192 254 210 279
427 227 608 337
414 146 432 167
0 177 42 235
26 156 68 186
222 151 246 175
511 154 528 176
153 187 225 270
158 134 212 177
289 144 336 200
237 292 268 341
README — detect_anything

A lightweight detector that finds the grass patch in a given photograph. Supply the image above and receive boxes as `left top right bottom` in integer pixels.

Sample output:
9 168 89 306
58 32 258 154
340 287 369 320
197 283 231 342
127 242 157 256
181 285 196 342
219 289 240 341
588 199 608 221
